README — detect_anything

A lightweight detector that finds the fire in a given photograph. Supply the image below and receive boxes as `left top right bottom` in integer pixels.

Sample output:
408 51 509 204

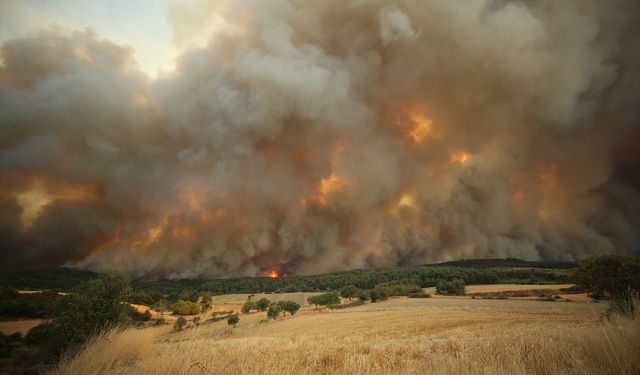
264 269 288 278
449 151 470 164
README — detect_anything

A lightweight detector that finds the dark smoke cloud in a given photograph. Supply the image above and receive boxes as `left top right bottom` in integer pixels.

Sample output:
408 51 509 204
1 0 639 278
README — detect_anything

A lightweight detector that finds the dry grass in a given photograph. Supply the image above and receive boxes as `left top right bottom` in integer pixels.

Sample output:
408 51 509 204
54 295 639 375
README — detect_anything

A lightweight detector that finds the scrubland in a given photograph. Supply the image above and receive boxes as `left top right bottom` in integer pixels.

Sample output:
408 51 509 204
54 289 639 375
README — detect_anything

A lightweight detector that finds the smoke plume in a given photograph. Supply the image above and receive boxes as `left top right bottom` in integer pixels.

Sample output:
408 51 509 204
1 0 639 278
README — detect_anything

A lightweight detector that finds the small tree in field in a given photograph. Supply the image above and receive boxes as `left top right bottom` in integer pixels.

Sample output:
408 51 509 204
277 300 301 316
242 301 258 314
256 298 271 311
435 278 466 296
267 304 282 319
227 314 239 328
174 316 187 331
307 292 340 308
369 289 380 303
341 285 359 301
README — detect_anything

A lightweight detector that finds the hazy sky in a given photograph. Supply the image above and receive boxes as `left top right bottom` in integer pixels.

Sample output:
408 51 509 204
0 0 176 76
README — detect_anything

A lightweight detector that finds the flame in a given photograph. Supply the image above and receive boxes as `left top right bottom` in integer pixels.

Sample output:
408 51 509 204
449 151 470 164
264 269 288 278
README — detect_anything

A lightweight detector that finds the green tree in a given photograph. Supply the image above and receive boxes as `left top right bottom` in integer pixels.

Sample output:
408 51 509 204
435 278 466 296
267 304 282 319
174 316 187 331
227 314 239 327
373 285 390 301
357 289 370 302
256 298 271 311
307 292 340 308
277 300 301 316
369 289 380 303
34 272 133 363
574 255 640 314
242 301 258 313
341 285 359 301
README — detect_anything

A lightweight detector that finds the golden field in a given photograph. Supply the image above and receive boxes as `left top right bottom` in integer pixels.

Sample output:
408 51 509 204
53 286 639 375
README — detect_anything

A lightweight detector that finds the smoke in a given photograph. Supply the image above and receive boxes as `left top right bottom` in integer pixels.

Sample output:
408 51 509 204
1 0 639 278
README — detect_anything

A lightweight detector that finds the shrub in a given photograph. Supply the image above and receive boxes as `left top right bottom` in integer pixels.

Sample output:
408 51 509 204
170 300 201 315
242 301 258 314
436 278 466 296
267 304 282 319
408 291 431 298
328 300 363 309
174 316 187 331
256 298 271 311
227 314 239 327
307 292 340 308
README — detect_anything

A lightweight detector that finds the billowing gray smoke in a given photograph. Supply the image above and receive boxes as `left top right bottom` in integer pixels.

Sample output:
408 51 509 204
1 0 639 278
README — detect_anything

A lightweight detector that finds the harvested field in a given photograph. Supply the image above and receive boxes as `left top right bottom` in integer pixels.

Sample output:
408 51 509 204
54 292 640 375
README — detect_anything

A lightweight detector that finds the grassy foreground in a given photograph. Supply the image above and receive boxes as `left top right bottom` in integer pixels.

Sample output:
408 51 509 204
54 295 638 375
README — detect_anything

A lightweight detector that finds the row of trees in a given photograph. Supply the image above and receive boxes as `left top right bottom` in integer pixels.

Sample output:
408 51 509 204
132 262 572 298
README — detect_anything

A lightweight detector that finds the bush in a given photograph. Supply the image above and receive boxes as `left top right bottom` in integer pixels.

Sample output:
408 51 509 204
227 314 239 327
170 300 201 315
408 291 431 298
174 316 187 331
435 278 466 296
242 301 258 314
307 292 340 308
256 298 271 311
267 304 282 319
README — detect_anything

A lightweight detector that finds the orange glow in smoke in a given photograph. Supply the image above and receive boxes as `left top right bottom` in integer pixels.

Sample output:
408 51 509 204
316 172 348 204
268 270 279 278
450 151 470 164
408 113 433 143
16 177 98 229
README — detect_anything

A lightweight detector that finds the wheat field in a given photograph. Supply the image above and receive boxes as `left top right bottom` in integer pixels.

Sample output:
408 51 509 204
55 295 639 375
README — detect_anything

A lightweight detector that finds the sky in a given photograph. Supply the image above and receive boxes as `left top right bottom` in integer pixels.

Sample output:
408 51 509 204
0 0 176 76
0 0 638 279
